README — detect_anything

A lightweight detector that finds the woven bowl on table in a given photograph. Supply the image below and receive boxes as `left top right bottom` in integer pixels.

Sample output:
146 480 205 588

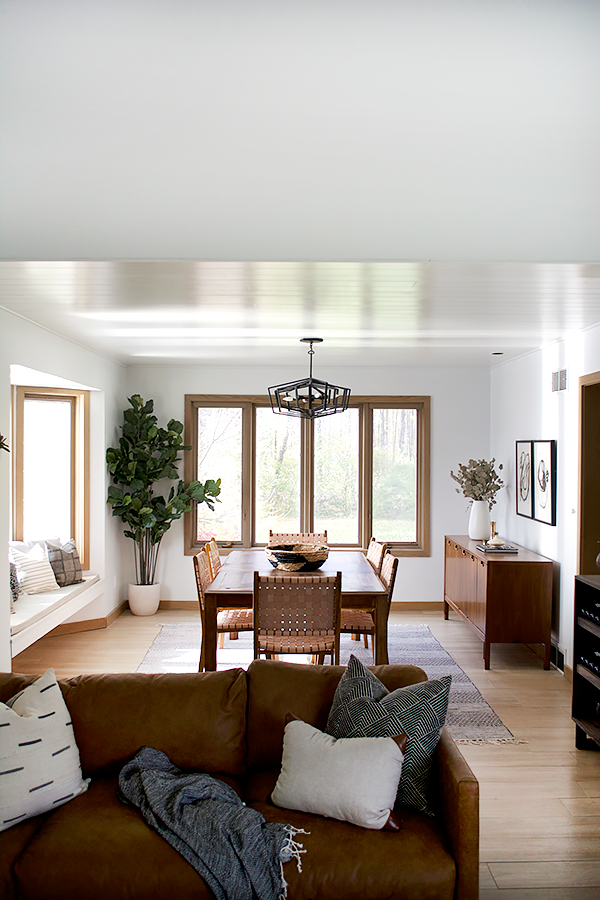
265 543 329 572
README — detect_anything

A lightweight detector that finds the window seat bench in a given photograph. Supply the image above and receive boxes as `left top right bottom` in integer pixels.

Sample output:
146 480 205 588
10 575 103 657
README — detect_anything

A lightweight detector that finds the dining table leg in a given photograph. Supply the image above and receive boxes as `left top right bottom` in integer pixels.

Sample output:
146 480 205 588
374 595 389 665
203 595 218 671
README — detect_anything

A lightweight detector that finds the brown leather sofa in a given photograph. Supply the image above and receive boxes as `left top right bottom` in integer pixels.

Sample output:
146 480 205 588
0 660 479 900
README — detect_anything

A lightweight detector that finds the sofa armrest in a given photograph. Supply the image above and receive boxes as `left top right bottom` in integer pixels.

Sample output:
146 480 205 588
435 727 479 900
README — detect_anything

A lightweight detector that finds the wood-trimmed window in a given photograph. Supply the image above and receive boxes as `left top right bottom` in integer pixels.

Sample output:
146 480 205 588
184 394 430 557
12 386 90 569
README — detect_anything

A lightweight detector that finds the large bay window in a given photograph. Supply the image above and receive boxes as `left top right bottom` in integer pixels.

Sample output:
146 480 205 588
12 387 90 569
184 395 430 556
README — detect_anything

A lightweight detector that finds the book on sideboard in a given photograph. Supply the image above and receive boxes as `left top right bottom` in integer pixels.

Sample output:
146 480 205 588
476 543 519 553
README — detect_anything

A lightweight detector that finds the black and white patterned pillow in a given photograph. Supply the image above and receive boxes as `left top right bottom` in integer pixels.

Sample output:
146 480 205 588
9 562 21 612
45 540 83 587
326 654 451 816
0 669 89 831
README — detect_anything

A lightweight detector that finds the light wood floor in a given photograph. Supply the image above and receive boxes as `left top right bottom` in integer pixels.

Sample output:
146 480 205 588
12 606 600 900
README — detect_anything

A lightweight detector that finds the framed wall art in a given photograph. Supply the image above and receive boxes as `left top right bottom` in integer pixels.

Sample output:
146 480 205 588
532 439 557 525
516 440 533 518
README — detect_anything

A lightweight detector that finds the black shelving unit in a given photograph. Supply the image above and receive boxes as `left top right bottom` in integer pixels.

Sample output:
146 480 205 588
572 574 600 750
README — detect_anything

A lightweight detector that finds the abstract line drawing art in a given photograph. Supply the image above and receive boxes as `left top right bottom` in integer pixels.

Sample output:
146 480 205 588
532 440 557 525
516 441 533 518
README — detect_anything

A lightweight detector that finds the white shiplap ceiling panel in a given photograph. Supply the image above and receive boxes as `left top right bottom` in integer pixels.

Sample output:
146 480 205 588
1 260 600 368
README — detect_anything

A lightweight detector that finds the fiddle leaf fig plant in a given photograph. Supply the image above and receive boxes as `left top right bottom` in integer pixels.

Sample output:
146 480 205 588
107 394 221 585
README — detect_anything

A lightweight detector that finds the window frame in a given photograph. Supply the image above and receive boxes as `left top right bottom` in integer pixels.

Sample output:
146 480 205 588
12 386 91 570
184 394 430 557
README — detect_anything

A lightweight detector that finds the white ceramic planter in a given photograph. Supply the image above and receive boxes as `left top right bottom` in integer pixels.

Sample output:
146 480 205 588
128 583 160 616
468 500 490 541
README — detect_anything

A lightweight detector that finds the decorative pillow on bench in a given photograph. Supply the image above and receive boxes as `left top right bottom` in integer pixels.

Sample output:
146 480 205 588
9 562 21 612
325 655 451 816
9 545 59 594
0 668 89 832
45 539 84 587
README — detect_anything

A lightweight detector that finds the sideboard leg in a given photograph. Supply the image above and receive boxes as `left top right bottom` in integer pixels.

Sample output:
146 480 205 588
543 642 551 670
483 641 491 670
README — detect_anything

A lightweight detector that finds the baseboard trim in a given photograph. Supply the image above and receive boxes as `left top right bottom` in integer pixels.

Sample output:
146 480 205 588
390 601 444 611
563 663 573 684
158 600 199 609
45 601 128 637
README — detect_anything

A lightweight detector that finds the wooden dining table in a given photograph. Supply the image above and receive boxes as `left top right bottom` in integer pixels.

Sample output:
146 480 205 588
203 549 388 671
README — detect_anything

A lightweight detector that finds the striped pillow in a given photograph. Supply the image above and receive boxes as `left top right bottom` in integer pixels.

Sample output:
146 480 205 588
10 545 59 594
0 669 89 832
325 654 451 816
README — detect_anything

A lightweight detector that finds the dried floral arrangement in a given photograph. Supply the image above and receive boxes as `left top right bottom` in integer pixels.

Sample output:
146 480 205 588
450 458 504 508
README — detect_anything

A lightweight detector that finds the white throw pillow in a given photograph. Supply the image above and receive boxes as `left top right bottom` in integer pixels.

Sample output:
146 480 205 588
9 545 59 594
0 668 89 832
271 719 406 830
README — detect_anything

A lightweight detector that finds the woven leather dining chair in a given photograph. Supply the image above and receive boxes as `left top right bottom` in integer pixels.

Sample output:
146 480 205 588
268 531 328 545
365 537 388 576
253 571 341 664
340 550 398 658
193 547 253 671
205 538 246 646
205 539 222 578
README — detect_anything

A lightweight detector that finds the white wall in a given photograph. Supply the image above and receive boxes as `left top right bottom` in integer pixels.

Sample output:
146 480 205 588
127 363 491 605
491 322 600 669
1 309 126 669
1 0 599 262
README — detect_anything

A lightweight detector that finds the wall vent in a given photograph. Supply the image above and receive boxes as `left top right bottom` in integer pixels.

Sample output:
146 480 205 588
552 369 567 392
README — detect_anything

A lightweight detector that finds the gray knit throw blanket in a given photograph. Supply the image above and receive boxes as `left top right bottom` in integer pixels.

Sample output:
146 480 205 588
118 747 306 900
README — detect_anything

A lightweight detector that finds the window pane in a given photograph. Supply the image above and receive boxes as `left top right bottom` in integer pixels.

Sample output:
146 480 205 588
23 398 72 542
197 407 242 542
255 408 301 543
314 408 359 543
372 408 417 542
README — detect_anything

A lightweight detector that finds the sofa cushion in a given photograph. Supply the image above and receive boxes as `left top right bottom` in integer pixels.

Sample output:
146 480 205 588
61 669 248 777
246 658 428 769
325 655 451 816
13 776 216 900
0 669 89 833
271 718 405 830
45 539 83 587
249 797 456 900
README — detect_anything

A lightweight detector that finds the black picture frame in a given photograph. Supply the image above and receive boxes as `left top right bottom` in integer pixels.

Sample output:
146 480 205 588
516 440 533 519
532 439 557 525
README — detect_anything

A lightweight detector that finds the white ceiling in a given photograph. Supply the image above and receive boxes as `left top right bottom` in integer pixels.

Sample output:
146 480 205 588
2 259 600 369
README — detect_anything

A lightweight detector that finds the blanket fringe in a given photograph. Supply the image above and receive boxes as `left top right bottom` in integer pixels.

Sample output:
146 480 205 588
280 826 309 900
454 737 528 744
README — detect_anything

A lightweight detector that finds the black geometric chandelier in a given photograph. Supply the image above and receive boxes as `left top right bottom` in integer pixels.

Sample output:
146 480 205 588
268 338 351 419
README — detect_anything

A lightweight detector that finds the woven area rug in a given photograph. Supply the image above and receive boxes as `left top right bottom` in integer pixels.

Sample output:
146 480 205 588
137 622 521 744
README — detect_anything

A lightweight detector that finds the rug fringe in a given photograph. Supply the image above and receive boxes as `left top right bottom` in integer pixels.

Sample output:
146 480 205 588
454 737 528 745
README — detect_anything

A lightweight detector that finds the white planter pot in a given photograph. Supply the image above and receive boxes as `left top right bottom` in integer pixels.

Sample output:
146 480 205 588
128 583 160 616
468 501 490 541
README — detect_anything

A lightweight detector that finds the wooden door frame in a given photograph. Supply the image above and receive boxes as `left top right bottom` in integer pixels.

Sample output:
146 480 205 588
578 370 600 575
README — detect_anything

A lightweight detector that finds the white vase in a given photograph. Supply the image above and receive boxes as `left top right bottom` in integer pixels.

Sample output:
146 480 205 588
468 501 490 541
128 583 160 616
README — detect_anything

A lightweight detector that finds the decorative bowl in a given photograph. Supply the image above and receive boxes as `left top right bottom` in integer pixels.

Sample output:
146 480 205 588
265 543 329 572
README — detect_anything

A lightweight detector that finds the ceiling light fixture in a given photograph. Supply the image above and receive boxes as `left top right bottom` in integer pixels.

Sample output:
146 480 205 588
268 338 351 419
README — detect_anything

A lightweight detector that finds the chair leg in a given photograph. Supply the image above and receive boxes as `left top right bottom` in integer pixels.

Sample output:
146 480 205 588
352 633 359 641
219 633 225 649
230 631 239 640
363 632 369 648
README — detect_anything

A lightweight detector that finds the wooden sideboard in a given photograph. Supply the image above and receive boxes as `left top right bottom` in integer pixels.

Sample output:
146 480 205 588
443 535 553 669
